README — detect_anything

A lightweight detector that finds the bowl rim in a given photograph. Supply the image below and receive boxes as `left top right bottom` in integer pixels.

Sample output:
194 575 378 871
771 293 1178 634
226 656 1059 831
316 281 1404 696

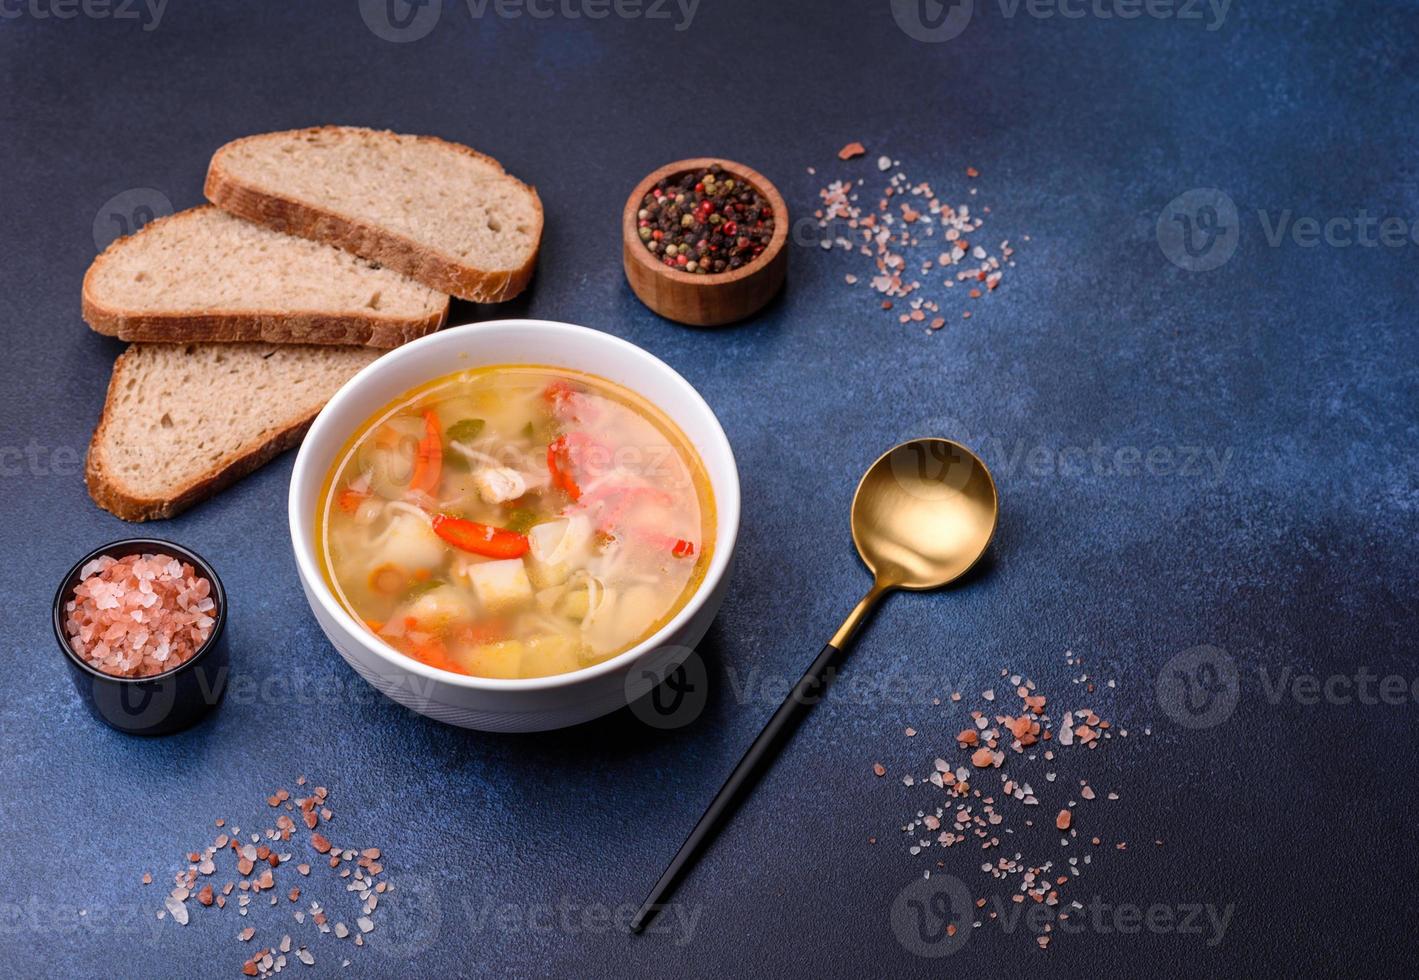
52 537 229 685
621 157 789 287
288 318 741 693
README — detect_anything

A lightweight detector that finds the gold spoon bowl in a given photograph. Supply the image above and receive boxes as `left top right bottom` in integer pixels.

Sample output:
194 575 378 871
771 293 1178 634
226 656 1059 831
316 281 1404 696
833 438 999 646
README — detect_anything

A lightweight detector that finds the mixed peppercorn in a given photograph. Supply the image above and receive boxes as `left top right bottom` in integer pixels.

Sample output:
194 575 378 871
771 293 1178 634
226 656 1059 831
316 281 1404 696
637 165 775 274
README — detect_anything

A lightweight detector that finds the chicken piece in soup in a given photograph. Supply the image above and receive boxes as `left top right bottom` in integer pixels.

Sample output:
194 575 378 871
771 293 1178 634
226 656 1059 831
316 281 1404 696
318 367 714 679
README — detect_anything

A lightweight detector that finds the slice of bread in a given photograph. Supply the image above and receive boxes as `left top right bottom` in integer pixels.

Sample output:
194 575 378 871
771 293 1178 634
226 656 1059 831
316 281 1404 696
205 127 543 303
83 207 449 349
87 343 381 521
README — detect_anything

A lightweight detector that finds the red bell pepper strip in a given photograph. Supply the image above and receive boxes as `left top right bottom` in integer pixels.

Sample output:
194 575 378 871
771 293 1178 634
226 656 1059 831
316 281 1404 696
408 410 443 496
431 514 529 559
547 435 582 501
548 431 617 503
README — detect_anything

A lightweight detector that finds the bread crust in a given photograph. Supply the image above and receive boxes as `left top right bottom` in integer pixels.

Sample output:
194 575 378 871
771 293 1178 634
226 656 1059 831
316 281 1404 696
81 208 450 349
85 347 337 522
205 127 543 304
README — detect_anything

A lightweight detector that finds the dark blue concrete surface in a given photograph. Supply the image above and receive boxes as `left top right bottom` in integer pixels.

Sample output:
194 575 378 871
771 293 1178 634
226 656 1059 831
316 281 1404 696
3 0 1417 976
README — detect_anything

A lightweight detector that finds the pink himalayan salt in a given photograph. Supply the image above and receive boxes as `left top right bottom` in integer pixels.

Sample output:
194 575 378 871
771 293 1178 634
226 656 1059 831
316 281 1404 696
63 553 215 678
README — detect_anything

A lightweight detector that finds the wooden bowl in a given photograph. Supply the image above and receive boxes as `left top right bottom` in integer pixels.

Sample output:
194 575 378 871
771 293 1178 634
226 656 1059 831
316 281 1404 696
622 158 788 327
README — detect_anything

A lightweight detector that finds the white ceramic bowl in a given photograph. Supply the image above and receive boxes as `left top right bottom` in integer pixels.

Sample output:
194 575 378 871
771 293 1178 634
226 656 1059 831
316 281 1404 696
288 320 740 732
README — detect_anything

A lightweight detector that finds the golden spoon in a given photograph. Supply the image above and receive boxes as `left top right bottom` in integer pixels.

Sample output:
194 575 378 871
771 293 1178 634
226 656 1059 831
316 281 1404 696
631 438 999 933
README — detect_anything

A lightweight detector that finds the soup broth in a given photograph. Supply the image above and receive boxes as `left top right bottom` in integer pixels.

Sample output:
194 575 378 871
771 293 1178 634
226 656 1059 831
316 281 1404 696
318 366 715 679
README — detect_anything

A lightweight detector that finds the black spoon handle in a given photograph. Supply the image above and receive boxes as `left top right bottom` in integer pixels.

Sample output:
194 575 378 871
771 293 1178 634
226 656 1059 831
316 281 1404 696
629 585 886 934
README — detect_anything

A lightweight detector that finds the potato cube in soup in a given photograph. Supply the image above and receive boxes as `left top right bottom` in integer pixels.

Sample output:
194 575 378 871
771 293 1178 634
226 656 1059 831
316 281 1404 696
379 514 446 571
521 635 582 677
468 558 533 612
526 556 570 590
555 587 591 621
455 640 524 679
405 586 475 629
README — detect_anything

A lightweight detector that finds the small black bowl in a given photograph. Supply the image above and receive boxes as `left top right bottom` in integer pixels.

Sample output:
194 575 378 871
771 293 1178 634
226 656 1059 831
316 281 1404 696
52 538 230 735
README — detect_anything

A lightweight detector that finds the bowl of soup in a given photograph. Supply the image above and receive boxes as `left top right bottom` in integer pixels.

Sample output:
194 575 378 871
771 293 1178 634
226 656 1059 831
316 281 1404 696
288 320 739 732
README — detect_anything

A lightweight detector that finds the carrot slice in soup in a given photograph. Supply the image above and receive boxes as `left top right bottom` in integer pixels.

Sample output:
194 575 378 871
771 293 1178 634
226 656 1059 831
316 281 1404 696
408 410 443 496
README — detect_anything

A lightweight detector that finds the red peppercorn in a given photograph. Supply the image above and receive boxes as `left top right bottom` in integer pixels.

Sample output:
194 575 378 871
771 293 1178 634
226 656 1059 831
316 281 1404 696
676 254 688 266
652 230 663 241
722 221 737 236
